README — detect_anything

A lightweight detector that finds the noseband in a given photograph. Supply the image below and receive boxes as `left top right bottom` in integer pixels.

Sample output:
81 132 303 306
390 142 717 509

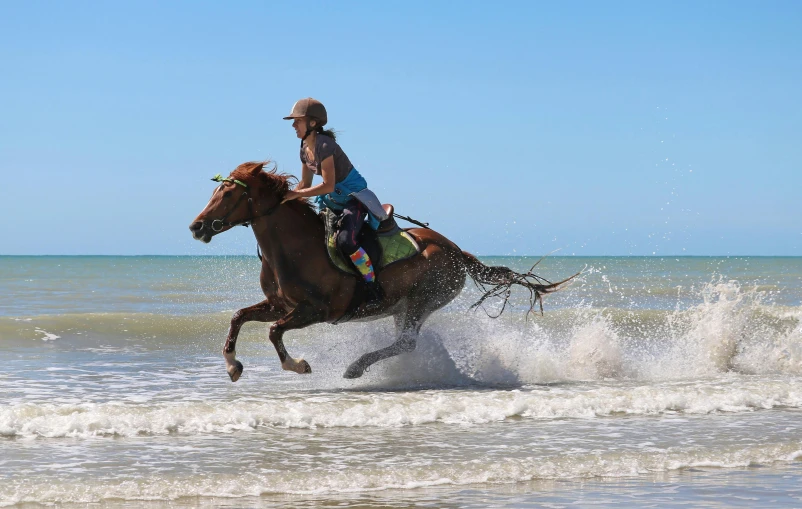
208 174 281 232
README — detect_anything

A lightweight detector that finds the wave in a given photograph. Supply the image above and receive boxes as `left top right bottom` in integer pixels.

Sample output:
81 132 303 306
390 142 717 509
0 312 232 344
2 443 800 506
2 376 801 438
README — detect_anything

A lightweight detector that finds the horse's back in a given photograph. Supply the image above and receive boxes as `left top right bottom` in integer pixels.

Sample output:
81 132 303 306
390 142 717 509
405 227 462 254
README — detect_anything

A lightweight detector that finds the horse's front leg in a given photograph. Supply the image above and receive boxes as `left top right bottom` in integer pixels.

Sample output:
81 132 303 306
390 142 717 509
224 299 285 382
269 301 326 375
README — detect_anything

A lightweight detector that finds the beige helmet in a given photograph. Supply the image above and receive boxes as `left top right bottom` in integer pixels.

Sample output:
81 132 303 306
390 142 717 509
283 97 327 127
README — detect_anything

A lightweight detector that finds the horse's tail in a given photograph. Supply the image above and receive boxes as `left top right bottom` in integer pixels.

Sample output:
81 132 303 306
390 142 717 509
459 250 578 317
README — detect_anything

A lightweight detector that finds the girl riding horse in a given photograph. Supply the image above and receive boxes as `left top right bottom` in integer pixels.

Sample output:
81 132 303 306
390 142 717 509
281 98 383 309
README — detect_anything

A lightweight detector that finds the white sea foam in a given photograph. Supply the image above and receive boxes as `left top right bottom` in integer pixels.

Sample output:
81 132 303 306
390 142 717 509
1 377 800 438
33 328 60 341
1 443 800 506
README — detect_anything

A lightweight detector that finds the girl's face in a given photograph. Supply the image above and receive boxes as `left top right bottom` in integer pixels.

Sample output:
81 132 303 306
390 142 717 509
291 117 316 139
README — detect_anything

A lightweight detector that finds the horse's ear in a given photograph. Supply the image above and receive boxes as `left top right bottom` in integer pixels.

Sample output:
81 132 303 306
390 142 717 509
250 163 264 176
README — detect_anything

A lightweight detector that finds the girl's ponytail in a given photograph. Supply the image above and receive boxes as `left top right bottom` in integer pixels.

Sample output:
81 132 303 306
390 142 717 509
316 126 337 140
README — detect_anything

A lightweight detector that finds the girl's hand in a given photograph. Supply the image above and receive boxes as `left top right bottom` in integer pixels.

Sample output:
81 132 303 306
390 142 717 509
281 190 301 204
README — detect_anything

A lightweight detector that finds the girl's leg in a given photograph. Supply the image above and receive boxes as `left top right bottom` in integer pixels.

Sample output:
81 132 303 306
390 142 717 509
336 202 373 280
336 203 382 305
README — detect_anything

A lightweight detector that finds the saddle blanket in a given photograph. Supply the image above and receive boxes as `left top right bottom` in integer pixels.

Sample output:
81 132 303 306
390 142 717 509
323 209 420 275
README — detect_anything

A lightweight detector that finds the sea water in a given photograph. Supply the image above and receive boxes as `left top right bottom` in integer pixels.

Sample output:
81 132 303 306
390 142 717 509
1 256 801 508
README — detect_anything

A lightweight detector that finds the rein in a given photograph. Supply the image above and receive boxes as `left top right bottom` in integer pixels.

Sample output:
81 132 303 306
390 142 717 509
209 174 281 232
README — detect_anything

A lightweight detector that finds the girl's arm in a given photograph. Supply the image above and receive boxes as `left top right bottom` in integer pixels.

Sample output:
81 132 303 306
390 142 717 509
295 163 313 191
283 156 335 201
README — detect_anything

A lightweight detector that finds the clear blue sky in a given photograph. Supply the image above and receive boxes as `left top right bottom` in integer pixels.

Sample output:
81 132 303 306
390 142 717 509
1 1 800 255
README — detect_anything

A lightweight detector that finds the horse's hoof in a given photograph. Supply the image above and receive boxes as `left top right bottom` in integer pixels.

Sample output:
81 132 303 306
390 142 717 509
343 362 364 379
298 359 312 374
283 358 312 374
227 360 244 382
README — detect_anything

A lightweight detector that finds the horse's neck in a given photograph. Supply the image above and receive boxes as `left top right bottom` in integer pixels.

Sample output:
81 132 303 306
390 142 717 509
252 203 325 267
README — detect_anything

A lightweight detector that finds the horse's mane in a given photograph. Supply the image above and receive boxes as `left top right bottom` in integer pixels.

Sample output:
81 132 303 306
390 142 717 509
231 161 318 216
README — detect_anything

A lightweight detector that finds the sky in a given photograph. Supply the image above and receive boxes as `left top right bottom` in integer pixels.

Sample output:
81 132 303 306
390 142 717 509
1 1 800 256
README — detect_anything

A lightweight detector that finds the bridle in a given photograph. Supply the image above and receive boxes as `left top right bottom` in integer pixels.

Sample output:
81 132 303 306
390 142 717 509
208 174 281 232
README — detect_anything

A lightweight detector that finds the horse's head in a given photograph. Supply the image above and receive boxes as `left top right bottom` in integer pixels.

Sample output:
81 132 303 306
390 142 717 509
189 161 291 243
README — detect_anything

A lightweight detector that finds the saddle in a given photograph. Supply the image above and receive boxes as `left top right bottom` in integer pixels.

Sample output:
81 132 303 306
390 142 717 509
323 204 420 275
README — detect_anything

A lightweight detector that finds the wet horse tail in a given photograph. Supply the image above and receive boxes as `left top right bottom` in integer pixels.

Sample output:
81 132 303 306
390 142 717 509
459 251 578 317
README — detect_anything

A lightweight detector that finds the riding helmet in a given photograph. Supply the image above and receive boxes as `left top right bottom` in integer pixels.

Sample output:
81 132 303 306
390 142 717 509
283 98 327 127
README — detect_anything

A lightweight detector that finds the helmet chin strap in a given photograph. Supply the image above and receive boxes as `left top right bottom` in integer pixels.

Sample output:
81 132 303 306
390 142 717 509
302 119 316 141
300 120 318 152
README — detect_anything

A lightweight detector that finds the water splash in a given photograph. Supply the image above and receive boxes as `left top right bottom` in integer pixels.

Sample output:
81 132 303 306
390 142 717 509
348 279 802 386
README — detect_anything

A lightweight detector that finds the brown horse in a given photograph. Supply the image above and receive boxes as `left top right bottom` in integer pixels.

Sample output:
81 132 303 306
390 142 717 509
189 161 573 381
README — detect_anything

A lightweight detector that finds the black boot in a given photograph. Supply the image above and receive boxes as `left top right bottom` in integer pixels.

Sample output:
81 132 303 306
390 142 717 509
362 281 384 314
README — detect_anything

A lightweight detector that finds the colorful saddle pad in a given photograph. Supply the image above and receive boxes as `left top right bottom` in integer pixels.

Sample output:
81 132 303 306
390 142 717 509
323 209 420 275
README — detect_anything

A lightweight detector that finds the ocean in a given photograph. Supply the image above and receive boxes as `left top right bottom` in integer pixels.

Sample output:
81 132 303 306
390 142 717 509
1 255 801 508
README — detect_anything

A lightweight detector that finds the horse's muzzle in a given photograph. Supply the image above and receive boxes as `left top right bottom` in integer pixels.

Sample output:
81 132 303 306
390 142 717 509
189 221 212 243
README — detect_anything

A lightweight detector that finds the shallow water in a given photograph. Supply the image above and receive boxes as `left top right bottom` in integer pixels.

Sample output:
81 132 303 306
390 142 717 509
1 256 801 507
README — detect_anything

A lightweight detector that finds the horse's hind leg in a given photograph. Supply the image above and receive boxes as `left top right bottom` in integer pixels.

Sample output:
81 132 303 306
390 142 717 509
223 298 284 382
344 310 425 379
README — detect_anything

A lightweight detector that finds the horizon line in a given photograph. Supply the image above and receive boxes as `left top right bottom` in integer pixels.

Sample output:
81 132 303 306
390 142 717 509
2 254 801 258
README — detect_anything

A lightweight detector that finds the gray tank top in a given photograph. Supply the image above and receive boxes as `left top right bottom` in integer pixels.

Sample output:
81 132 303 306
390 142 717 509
300 134 354 183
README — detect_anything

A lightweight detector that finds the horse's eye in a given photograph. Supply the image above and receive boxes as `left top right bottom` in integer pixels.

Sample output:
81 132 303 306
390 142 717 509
223 190 232 198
